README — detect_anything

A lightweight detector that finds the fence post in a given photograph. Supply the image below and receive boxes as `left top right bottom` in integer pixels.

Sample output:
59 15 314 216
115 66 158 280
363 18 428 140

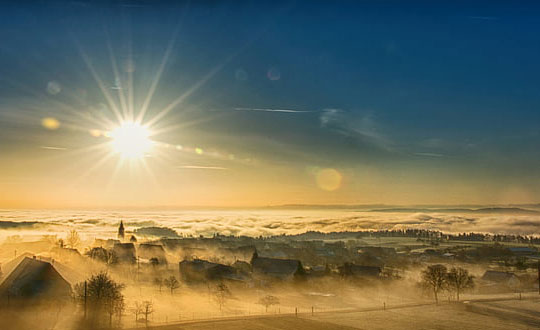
84 280 87 320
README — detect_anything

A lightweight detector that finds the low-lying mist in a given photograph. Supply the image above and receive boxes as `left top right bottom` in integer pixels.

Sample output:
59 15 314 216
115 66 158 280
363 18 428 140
1 208 540 244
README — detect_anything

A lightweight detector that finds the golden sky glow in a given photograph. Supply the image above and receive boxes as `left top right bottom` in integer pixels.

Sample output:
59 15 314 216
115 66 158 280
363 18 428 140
2 4 540 209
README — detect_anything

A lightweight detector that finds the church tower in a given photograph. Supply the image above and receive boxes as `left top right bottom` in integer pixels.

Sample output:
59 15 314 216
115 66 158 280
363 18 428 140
118 221 125 240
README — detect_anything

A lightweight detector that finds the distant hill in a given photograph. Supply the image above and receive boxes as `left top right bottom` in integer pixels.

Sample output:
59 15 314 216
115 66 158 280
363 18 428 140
134 226 180 238
0 221 38 229
369 207 540 215
266 204 540 214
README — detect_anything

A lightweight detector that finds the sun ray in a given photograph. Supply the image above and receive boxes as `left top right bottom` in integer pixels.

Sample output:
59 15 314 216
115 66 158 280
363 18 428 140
126 22 134 121
150 111 229 137
68 150 116 188
135 11 188 124
104 157 125 192
139 156 161 190
144 61 227 128
136 31 177 124
74 38 124 123
105 28 129 120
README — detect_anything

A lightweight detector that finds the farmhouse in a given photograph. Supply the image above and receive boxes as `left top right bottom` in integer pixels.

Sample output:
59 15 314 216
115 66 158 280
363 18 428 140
251 254 305 280
179 259 247 282
113 242 137 264
137 243 167 264
0 257 72 304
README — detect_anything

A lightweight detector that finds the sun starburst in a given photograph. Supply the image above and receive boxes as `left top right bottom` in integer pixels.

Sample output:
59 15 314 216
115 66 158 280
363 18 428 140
109 121 153 159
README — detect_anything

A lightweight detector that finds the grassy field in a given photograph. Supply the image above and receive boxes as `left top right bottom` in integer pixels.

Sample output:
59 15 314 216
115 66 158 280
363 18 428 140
131 315 356 330
308 299 540 330
130 298 540 330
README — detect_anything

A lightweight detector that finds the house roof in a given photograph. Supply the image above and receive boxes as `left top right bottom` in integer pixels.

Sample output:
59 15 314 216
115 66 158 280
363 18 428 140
0 257 72 299
482 270 518 283
339 264 381 277
137 244 166 260
509 247 536 253
251 257 302 277
180 259 219 272
180 259 248 282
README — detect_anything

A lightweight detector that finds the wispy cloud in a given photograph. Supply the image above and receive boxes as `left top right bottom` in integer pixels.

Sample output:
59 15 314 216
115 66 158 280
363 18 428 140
234 107 313 113
320 108 393 151
177 165 228 170
41 146 67 150
414 152 445 158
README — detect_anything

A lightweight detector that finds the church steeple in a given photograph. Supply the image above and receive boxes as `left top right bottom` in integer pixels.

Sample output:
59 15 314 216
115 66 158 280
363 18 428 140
118 221 125 240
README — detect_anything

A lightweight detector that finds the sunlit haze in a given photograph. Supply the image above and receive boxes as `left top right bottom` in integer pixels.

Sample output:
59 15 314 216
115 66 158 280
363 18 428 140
1 3 540 330
1 2 540 209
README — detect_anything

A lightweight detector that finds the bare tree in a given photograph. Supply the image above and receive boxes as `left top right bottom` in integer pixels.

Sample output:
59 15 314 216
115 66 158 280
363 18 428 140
153 277 163 293
132 302 143 323
74 272 125 327
258 295 280 313
421 264 447 303
164 275 180 295
213 282 230 311
447 267 474 301
66 229 81 249
141 301 154 325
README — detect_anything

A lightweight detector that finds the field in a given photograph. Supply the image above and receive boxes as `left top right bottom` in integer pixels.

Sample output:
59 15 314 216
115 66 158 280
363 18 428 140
309 299 540 330
127 298 540 330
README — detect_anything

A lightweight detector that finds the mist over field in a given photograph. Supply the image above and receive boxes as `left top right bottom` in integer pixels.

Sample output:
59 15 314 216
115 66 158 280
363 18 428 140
1 208 540 241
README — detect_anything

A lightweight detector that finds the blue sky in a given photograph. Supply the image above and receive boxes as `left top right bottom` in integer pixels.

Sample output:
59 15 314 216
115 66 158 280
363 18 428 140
1 1 540 207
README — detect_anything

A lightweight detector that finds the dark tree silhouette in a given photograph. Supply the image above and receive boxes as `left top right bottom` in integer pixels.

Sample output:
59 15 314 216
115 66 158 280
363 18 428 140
154 277 163 293
421 264 447 303
447 267 474 301
213 282 230 311
133 300 154 325
164 275 180 295
74 272 125 327
258 295 280 312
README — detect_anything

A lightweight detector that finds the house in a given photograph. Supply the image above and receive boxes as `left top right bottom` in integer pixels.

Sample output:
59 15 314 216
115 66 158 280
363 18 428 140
0 257 72 304
232 260 251 274
220 246 257 262
251 254 305 280
179 259 248 282
112 243 136 264
338 263 381 278
481 270 520 288
137 244 167 265
508 247 537 256
93 238 120 249
308 265 331 277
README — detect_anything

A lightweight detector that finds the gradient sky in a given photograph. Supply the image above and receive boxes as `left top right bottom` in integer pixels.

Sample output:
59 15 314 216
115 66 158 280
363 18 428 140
1 1 540 208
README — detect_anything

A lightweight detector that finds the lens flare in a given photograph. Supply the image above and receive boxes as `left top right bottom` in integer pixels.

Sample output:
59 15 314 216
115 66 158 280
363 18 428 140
110 122 152 159
316 168 343 191
41 117 60 130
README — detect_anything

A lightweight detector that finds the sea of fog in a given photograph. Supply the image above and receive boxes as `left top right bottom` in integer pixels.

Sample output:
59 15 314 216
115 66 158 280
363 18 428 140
1 208 539 242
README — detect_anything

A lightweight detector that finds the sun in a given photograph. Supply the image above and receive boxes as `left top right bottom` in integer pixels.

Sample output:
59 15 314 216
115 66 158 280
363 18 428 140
110 121 153 159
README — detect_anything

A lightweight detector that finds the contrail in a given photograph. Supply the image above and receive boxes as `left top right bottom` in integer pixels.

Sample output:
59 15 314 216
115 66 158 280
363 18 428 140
41 146 67 150
177 165 228 170
234 107 313 113
414 152 444 158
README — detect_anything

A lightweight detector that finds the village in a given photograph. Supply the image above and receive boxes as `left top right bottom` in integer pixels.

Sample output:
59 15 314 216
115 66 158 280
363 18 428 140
0 221 539 329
